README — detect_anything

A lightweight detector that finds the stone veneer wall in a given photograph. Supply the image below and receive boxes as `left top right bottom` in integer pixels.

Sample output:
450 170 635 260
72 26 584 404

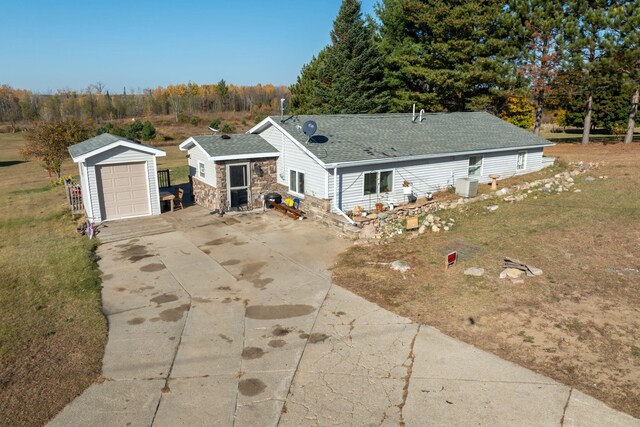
274 183 332 220
192 177 218 210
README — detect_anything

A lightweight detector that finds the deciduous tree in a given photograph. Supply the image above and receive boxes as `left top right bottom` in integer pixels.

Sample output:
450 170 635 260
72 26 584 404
22 120 88 178
507 0 567 135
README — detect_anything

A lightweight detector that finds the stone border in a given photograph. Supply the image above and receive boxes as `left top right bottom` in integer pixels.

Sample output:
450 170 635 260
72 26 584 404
340 161 603 240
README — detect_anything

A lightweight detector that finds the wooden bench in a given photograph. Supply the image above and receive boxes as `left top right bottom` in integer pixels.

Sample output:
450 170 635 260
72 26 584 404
273 203 305 220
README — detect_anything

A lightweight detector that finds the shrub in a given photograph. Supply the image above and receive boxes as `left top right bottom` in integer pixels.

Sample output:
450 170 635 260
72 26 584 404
190 117 199 126
141 121 156 141
126 120 144 139
221 123 235 133
209 119 221 129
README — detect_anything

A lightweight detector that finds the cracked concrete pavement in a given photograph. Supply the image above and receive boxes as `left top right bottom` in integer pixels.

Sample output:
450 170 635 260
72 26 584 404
48 207 639 426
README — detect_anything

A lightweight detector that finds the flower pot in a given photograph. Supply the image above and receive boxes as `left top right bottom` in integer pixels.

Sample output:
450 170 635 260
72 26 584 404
375 204 383 212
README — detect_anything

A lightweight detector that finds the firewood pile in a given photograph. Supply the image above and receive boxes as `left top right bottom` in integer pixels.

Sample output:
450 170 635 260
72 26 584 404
500 257 543 284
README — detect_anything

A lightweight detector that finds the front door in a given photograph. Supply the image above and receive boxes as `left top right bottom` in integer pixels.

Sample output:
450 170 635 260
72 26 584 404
227 163 249 209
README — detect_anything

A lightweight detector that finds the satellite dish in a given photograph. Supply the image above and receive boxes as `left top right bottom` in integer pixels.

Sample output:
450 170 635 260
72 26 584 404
302 120 317 142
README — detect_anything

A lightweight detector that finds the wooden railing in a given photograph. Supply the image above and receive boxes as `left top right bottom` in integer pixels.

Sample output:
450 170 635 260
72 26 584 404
157 169 171 189
64 179 84 215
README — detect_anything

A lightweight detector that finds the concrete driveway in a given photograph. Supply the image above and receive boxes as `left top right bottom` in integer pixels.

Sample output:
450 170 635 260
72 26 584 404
49 207 638 427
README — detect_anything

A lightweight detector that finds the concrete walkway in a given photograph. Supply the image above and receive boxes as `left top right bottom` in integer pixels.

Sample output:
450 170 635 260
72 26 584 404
49 208 639 426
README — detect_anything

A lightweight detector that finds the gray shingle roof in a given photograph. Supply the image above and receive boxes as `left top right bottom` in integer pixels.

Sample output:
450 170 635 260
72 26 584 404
267 112 553 165
68 133 159 159
191 134 279 158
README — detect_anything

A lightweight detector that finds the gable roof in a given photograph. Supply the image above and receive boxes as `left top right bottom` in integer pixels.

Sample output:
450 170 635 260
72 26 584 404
68 133 165 162
179 134 279 161
251 112 553 167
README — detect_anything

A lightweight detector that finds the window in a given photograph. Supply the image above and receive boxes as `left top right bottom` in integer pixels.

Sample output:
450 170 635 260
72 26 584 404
364 170 394 195
517 151 526 171
289 169 305 194
198 161 205 178
468 156 483 177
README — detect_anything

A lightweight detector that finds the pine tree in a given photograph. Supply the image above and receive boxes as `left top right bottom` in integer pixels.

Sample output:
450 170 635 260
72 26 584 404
290 0 388 114
378 0 516 113
606 1 639 143
290 49 332 114
565 0 615 144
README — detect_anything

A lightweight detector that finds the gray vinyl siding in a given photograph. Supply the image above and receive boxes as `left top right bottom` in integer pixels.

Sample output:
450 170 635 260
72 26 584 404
84 145 161 222
187 144 216 187
258 125 327 198
332 148 545 212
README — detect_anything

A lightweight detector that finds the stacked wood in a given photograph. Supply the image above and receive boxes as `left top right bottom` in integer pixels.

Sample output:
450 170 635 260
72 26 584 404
274 203 305 220
503 257 543 277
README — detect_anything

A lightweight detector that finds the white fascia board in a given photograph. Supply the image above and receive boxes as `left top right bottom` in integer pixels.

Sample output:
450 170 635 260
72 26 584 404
247 118 273 134
323 144 556 169
181 136 279 161
71 140 166 162
248 117 326 168
211 152 280 162
179 137 197 151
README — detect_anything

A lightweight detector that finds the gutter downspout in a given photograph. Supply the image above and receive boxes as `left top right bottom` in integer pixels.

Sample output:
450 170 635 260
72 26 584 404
333 167 355 225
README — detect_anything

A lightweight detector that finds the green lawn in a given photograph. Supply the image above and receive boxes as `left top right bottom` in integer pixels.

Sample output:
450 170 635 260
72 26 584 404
0 133 106 427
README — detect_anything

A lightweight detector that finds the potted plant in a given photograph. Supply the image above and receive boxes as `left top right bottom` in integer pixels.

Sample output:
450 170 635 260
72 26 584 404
375 202 384 212
403 180 413 195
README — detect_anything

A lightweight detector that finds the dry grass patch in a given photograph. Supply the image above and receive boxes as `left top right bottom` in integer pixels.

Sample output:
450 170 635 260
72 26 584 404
333 142 640 418
0 133 106 427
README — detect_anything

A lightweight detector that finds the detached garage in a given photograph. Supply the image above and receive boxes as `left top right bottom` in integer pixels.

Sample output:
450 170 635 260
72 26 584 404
69 133 166 222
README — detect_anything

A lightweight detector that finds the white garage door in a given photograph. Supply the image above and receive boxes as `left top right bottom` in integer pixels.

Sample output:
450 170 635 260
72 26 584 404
98 162 150 220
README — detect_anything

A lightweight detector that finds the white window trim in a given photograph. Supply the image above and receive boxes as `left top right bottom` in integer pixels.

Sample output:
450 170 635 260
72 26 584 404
468 155 484 177
363 169 395 196
288 168 305 198
516 151 527 171
198 161 206 179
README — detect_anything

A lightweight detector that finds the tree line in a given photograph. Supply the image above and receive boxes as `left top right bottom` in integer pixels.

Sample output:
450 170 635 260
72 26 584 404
0 81 290 130
291 0 639 144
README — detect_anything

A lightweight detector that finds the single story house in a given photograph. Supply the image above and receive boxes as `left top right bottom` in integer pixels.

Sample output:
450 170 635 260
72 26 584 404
69 133 166 222
180 112 554 221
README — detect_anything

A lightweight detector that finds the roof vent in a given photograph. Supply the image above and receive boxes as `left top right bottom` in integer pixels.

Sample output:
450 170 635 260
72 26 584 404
221 134 231 140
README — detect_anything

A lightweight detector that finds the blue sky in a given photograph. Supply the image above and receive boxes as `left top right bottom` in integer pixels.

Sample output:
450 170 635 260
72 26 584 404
1 0 378 93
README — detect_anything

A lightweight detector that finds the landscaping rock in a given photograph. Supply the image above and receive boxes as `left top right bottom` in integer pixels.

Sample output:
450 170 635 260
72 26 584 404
390 260 410 273
528 266 544 276
359 224 377 239
464 267 485 277
486 205 499 212
585 176 596 182
367 213 378 219
378 212 388 219
418 224 427 234
510 278 525 285
500 268 523 279
432 225 440 233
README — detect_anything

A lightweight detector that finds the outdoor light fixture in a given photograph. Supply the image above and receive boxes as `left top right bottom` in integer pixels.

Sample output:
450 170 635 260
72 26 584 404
253 163 264 177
